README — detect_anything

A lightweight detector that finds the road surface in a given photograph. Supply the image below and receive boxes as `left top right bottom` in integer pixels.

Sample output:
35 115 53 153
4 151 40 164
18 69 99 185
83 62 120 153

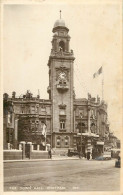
4 159 120 191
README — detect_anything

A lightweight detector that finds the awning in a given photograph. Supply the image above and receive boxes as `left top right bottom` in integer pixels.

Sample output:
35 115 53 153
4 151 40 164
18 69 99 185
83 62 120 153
77 132 99 138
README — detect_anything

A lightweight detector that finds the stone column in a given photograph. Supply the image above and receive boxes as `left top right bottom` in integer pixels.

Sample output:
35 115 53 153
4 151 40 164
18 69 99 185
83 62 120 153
37 145 40 151
88 108 91 134
54 38 57 51
27 142 32 159
19 143 22 150
20 141 26 159
31 145 34 151
7 143 10 150
56 40 59 51
87 107 92 155
46 145 48 151
97 111 99 134
66 39 69 52
14 118 19 149
73 109 76 133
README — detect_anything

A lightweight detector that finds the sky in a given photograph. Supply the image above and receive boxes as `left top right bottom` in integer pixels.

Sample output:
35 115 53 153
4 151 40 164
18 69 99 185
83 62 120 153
3 2 122 139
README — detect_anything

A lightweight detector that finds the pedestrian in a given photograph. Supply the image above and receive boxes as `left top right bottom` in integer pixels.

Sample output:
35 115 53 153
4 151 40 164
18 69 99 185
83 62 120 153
87 151 90 160
92 148 95 159
84 152 86 158
78 148 81 159
48 147 52 159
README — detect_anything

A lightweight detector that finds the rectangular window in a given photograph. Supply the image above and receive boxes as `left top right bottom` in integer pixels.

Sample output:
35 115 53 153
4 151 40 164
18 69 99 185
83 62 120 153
60 120 65 129
41 107 46 115
31 106 35 114
35 107 38 113
41 107 46 112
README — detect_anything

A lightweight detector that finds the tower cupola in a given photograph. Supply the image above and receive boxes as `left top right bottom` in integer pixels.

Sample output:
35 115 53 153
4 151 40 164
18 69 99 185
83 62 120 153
53 10 69 33
51 11 70 53
53 19 69 33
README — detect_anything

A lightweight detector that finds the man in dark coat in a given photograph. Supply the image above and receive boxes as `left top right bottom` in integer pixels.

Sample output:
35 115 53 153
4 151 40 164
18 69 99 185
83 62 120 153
48 147 52 159
87 151 90 160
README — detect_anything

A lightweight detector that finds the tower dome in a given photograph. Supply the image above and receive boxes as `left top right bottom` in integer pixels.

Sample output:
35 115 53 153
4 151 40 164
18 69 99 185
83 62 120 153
53 18 69 33
52 11 69 33
54 19 66 28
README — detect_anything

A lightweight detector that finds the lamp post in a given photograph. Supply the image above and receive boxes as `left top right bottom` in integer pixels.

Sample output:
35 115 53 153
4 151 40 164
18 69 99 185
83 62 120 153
45 111 47 151
80 114 83 158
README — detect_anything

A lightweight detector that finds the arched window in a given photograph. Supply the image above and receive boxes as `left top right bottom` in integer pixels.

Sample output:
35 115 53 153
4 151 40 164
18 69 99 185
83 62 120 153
64 136 69 147
56 136 61 147
60 120 65 129
91 122 96 133
78 122 85 133
59 41 65 52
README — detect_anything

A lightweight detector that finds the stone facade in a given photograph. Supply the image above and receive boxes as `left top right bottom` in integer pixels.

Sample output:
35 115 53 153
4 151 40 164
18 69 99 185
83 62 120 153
3 18 112 154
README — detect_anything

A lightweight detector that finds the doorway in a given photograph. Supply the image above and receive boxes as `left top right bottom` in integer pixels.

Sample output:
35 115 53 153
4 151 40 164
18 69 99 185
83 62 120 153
25 143 30 158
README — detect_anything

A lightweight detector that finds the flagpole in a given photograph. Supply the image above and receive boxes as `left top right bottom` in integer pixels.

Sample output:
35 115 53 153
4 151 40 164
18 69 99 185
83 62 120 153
102 65 104 101
45 111 47 151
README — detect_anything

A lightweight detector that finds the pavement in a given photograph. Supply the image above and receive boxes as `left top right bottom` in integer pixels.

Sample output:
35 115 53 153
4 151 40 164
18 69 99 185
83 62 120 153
4 158 120 191
4 155 80 163
4 155 116 163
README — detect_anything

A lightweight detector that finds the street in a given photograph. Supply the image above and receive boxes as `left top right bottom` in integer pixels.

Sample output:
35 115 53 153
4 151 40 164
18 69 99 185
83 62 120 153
4 159 120 191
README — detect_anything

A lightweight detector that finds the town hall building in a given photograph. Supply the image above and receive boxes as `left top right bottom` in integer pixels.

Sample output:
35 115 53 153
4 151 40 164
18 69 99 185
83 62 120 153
3 16 111 156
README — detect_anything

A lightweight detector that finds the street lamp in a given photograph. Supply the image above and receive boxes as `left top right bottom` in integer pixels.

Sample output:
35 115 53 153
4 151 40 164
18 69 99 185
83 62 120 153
45 111 47 151
80 113 83 158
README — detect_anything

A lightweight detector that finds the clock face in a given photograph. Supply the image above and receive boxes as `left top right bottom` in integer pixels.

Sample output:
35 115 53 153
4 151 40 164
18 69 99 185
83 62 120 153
59 72 66 80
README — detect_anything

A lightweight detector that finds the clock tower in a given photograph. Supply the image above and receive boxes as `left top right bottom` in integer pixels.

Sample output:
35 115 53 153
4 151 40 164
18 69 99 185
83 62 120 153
47 14 75 148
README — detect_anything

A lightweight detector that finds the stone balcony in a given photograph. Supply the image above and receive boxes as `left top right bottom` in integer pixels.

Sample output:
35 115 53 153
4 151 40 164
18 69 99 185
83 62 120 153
56 84 69 91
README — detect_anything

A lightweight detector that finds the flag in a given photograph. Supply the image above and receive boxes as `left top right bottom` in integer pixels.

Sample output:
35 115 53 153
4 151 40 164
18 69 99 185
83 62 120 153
8 113 11 124
98 66 102 74
93 66 103 78
42 123 47 138
93 73 97 78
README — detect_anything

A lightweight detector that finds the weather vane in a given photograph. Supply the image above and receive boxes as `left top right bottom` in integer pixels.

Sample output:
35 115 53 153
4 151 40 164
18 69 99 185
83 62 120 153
60 10 61 19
